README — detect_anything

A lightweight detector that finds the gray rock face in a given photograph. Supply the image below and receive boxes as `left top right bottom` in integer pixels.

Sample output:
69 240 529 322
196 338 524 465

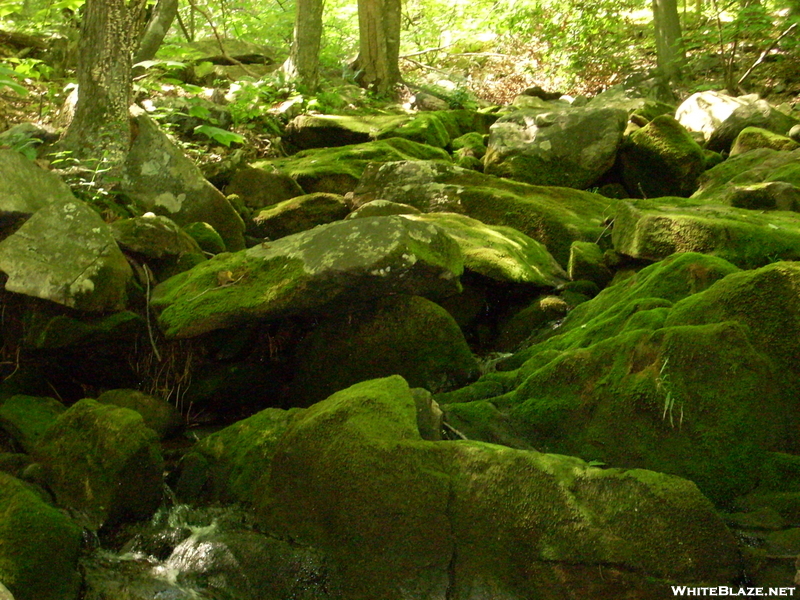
121 108 245 251
483 106 628 189
0 149 75 233
0 200 132 311
152 215 464 338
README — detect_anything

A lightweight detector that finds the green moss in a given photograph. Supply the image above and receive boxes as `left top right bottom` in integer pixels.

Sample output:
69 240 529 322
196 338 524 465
0 395 64 453
183 221 227 254
730 126 799 156
0 472 82 600
252 192 349 239
34 399 164 528
694 147 800 200
195 407 303 503
613 197 800 268
376 111 450 147
620 115 705 198
260 138 451 195
290 295 478 405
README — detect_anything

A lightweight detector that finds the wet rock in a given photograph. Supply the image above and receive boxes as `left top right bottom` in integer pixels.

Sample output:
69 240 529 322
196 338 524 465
34 399 164 528
289 295 479 405
121 108 246 251
619 114 705 197
151 215 464 338
0 200 132 311
251 192 349 239
483 106 627 189
0 472 82 600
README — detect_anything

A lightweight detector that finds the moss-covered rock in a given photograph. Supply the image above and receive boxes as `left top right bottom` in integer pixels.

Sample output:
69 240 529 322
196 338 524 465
345 199 421 219
290 295 479 405
352 160 620 266
619 115 705 198
0 395 64 453
612 196 800 268
258 138 451 195
110 214 206 280
96 389 182 440
252 376 739 598
495 295 569 352
484 106 627 189
151 215 464 338
223 167 306 211
0 472 82 600
34 399 164 528
121 108 246 251
725 181 800 211
183 221 227 255
403 212 567 286
251 192 349 239
693 148 800 201
0 200 133 311
567 240 613 288
0 149 75 224
20 309 142 349
731 126 800 156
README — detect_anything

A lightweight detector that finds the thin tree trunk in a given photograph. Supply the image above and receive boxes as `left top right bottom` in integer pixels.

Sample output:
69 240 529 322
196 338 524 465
653 0 686 81
59 0 147 164
282 0 324 91
134 0 179 66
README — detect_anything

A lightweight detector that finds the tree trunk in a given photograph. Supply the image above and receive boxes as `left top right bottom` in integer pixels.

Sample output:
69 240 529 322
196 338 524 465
59 0 147 164
652 0 686 81
353 0 401 97
133 0 179 66
282 0 324 92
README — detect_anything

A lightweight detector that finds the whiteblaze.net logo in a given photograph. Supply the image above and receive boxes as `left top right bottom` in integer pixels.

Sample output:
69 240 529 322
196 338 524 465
671 587 796 597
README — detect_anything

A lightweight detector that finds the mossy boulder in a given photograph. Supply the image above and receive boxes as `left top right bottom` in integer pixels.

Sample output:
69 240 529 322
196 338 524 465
251 192 349 239
0 200 132 311
151 215 464 338
612 196 800 268
619 115 706 198
725 181 800 211
0 472 82 600
352 160 620 266
567 240 612 288
258 138 451 195
731 126 800 156
19 309 141 350
250 376 739 598
34 399 164 528
0 395 64 453
345 199 421 219
495 295 569 352
96 389 182 440
183 221 227 254
403 212 567 286
110 214 206 280
484 106 627 189
693 148 800 201
121 108 246 251
290 295 479 405
224 167 306 211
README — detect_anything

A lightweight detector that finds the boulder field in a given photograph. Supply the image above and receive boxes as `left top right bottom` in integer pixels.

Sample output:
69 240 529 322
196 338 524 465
1 88 800 598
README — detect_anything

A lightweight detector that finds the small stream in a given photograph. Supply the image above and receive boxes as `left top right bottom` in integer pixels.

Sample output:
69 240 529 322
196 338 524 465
80 503 330 600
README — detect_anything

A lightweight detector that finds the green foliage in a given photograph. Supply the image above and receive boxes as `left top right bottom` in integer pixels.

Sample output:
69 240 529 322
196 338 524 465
193 124 245 146
0 63 27 95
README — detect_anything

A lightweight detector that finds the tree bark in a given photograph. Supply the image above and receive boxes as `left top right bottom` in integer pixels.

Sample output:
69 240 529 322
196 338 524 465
133 0 179 66
59 0 147 164
352 0 401 97
652 0 686 81
282 0 324 92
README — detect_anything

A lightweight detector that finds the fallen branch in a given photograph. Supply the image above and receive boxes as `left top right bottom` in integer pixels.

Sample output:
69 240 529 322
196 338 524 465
737 22 798 87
